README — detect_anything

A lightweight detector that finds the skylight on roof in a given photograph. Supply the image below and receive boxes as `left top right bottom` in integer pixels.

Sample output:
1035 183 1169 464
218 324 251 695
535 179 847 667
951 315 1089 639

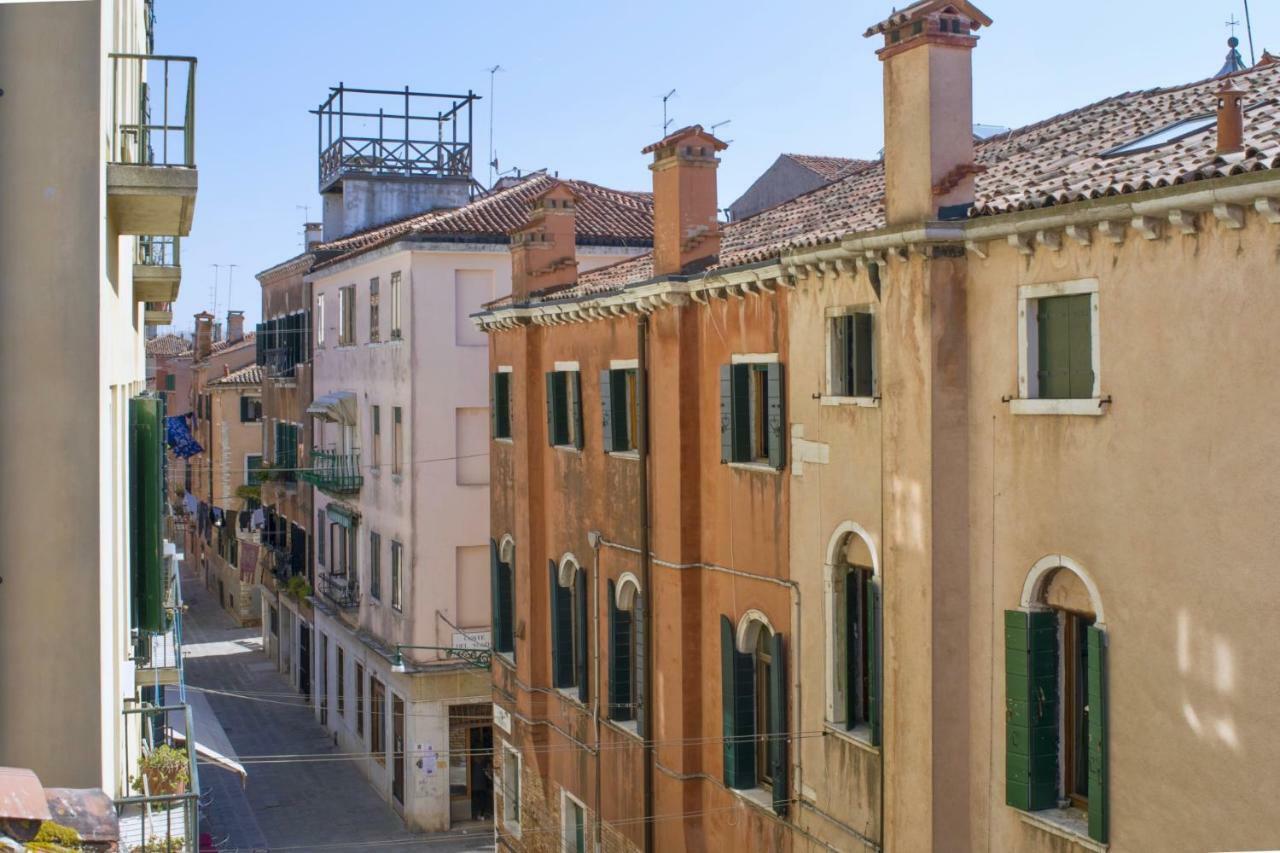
1103 114 1215 157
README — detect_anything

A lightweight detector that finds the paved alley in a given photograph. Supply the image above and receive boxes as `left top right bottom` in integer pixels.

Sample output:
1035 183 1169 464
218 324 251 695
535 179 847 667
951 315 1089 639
180 566 493 853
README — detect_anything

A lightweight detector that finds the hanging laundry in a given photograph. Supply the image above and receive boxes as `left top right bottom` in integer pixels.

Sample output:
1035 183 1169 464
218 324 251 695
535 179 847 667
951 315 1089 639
251 507 265 529
164 414 203 459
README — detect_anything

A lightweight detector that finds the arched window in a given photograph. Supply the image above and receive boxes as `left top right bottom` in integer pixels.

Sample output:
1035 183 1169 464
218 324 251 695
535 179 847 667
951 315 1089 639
825 524 881 745
720 611 789 816
489 537 515 656
607 574 641 724
549 554 588 702
1006 556 1109 844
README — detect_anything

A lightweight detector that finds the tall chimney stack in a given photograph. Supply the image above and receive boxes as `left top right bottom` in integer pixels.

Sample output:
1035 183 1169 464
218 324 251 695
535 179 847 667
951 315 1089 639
226 310 245 344
1216 80 1245 156
643 125 729 277
508 182 580 302
194 312 214 362
304 222 324 250
865 1 992 225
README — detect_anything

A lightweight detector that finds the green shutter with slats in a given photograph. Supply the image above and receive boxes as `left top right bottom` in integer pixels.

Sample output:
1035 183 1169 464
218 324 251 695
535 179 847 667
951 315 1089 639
1037 294 1092 400
545 373 556 446
608 580 634 721
599 370 614 453
719 365 733 463
550 561 574 687
1087 626 1108 843
866 580 881 746
501 556 515 658
854 312 875 397
570 372 584 449
130 395 165 632
1005 609 1058 811
769 631 789 817
634 593 646 735
732 364 752 462
721 615 756 789
845 569 862 729
1067 294 1094 398
575 568 589 703
766 363 786 469
829 317 849 396
489 539 502 649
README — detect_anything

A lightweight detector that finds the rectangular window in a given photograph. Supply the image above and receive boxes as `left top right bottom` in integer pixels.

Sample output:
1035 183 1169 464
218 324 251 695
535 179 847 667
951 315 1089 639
1016 280 1101 414
491 540 515 656
389 271 402 339
492 371 513 440
355 662 365 737
370 677 386 763
245 455 262 486
369 531 382 601
392 407 403 476
316 294 326 347
240 396 263 422
828 310 876 398
339 285 356 345
337 646 345 716
1063 612 1095 811
720 360 785 468
164 373 175 391
501 742 521 830
545 369 582 449
369 277 380 342
562 792 587 853
600 367 639 453
371 405 381 469
456 407 489 485
390 540 403 611
319 633 329 725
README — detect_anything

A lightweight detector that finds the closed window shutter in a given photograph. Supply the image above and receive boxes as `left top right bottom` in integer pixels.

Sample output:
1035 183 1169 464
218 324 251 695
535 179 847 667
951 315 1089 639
866 581 881 746
490 375 499 440
129 396 165 633
490 539 501 650
634 594 645 734
829 317 848 396
550 561 574 687
719 365 733 463
1005 609 1058 811
574 568 589 703
570 372 584 450
766 363 786 469
599 371 614 453
854 313 875 397
720 616 739 786
732 364 752 462
845 569 862 729
255 324 264 365
1087 626 1108 843
720 615 756 789
500 559 515 657
1037 296 1091 400
545 373 556 446
608 580 634 721
769 631 788 816
1067 294 1094 399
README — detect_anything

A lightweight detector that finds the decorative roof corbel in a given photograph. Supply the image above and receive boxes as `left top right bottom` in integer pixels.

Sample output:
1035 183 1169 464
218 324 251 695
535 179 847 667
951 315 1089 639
1036 230 1062 251
1064 224 1092 247
1131 215 1162 241
1096 220 1127 245
1253 197 1280 224
1213 203 1245 230
964 240 988 259
1008 232 1034 256
1167 209 1198 235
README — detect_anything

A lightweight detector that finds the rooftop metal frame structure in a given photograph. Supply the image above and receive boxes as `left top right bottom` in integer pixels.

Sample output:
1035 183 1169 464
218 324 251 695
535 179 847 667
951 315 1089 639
312 84 480 193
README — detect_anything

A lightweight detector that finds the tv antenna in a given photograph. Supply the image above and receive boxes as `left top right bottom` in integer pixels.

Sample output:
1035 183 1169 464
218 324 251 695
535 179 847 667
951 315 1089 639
209 264 221 318
487 65 505 188
711 119 733 144
1243 0 1257 65
226 264 238 314
661 89 677 134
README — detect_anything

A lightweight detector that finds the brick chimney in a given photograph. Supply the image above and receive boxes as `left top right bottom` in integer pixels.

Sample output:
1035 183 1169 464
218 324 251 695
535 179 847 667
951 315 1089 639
304 222 324 250
865 1 993 225
508 182 580 302
226 310 245 344
1216 80 1245 155
194 311 214 362
643 125 728 277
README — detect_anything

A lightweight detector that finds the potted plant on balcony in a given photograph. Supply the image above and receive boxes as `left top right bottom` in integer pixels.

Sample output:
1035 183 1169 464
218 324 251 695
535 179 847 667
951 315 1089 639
285 574 312 602
132 744 190 798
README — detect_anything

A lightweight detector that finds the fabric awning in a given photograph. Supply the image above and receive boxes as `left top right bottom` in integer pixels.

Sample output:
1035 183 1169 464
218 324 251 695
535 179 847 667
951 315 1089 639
305 391 357 424
327 504 358 528
165 687 247 786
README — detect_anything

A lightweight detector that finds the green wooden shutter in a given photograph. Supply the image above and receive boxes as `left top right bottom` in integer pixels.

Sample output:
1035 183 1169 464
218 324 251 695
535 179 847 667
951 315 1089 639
130 395 165 632
599 370 614 453
570 372 584 450
854 312 875 397
1005 609 1059 811
608 580 634 722
545 372 556 446
732 364 752 462
634 593 646 735
1037 296 1077 399
490 375 499 440
719 365 733 463
502 559 515 657
1068 294 1094 399
575 568 589 703
490 539 502 649
866 581 881 746
845 569 862 729
829 317 849 396
1087 626 1108 843
720 616 745 787
769 631 789 817
766 363 786 469
550 561 574 687
255 324 265 364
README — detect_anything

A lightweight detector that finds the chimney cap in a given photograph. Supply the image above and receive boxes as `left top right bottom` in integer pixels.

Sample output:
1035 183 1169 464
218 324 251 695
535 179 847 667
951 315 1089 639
863 0 992 39
194 311 214 320
642 124 729 156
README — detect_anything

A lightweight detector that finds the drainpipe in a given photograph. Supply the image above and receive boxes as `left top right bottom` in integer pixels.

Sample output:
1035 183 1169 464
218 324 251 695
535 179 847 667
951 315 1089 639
590 532 603 852
637 315 655 853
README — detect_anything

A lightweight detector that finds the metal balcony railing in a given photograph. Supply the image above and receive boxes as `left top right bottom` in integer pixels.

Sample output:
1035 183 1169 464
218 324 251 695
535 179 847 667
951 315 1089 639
316 572 359 610
302 449 363 494
136 235 180 267
110 54 197 167
116 703 200 852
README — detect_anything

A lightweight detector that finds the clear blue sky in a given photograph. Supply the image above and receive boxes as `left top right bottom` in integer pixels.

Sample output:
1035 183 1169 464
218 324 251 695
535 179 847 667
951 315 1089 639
157 0 1277 331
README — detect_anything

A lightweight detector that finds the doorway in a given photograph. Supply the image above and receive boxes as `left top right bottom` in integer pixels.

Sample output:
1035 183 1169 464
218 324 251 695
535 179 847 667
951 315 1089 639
392 694 406 805
298 624 311 700
449 704 494 822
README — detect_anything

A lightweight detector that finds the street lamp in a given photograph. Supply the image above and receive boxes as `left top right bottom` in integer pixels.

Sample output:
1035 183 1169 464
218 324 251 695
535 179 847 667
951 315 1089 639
389 643 492 674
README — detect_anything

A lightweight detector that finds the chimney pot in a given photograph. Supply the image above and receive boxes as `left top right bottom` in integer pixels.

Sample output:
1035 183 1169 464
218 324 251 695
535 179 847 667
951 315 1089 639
508 181 581 301
643 125 729 277
226 310 246 344
1217 82 1245 156
193 312 213 362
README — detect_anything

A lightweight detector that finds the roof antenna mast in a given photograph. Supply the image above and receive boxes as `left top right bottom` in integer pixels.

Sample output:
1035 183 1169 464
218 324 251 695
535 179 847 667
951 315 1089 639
487 65 504 189
1243 0 1256 65
662 89 677 135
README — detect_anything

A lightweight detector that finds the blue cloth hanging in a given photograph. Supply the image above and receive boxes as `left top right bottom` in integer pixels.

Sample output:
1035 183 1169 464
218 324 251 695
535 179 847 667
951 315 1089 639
165 414 203 458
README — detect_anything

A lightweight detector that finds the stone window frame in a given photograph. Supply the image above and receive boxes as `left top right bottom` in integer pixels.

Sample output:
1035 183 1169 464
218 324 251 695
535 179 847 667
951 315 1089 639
1013 278 1103 416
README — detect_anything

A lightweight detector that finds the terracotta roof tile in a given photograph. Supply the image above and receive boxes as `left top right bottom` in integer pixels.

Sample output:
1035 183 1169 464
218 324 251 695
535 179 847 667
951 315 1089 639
146 333 190 357
314 173 653 269
784 153 875 182
208 363 263 387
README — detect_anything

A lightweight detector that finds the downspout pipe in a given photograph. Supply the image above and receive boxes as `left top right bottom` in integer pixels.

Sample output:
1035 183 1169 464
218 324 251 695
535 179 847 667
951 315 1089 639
590 533 603 852
637 314 656 853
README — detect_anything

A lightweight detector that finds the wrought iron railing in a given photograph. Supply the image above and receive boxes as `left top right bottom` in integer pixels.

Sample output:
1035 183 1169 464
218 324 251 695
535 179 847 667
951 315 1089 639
136 235 180 266
316 571 359 609
319 137 473 187
110 53 197 167
264 346 297 379
116 702 200 852
302 449 363 494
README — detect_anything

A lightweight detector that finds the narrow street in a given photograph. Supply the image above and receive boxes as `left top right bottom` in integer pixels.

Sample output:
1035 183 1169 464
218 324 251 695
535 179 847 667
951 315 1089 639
180 564 494 853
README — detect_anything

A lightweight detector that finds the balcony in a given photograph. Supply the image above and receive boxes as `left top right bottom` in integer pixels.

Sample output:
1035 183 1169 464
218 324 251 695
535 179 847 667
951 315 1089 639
116 703 200 852
144 302 173 325
264 346 297 379
135 545 184 688
135 235 181 303
107 54 198 236
316 572 359 610
302 449 363 495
